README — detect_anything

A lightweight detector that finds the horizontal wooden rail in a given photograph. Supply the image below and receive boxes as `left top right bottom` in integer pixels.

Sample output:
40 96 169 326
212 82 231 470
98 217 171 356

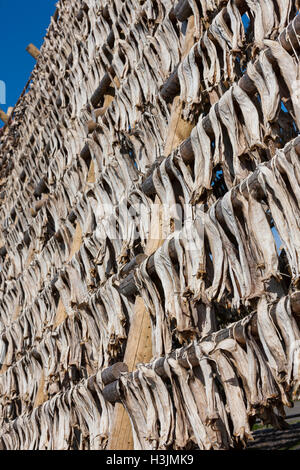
143 14 300 196
102 291 300 403
101 362 128 386
161 4 300 102
119 136 300 298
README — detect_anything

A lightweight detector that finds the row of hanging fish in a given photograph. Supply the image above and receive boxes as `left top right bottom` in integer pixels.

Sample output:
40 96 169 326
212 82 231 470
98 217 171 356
117 293 300 450
0 2 183 316
0 378 113 450
0 0 172 200
133 138 300 356
0 0 181 207
3 67 298 392
83 0 182 175
0 258 135 363
177 0 297 118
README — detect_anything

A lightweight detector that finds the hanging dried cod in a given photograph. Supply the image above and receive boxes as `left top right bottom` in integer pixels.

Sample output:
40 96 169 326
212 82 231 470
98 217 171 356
114 293 300 450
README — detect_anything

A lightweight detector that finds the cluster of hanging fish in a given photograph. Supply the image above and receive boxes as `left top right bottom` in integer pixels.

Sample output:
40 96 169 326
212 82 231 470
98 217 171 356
92 0 182 175
177 0 297 119
0 0 300 452
0 0 185 445
189 39 300 203
0 273 135 426
0 0 181 331
0 0 185 311
118 293 300 450
0 378 113 450
134 138 300 356
0 0 181 284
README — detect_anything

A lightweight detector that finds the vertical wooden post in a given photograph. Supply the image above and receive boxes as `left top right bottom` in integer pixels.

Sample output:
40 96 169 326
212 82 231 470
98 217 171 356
107 16 196 450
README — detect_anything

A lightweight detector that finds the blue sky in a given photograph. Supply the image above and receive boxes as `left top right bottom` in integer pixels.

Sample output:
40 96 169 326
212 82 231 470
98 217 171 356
0 0 56 125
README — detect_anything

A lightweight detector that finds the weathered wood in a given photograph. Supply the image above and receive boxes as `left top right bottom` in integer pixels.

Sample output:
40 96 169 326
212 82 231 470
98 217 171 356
26 44 40 60
107 295 153 448
164 97 194 157
88 79 120 132
86 107 108 133
91 68 115 107
119 253 147 277
160 67 180 103
102 380 121 404
118 237 176 297
33 371 48 408
75 33 115 108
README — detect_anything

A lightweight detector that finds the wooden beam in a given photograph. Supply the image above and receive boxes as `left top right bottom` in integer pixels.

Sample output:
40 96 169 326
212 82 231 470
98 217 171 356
107 203 163 450
33 371 48 408
26 43 40 60
102 363 129 385
107 294 154 449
